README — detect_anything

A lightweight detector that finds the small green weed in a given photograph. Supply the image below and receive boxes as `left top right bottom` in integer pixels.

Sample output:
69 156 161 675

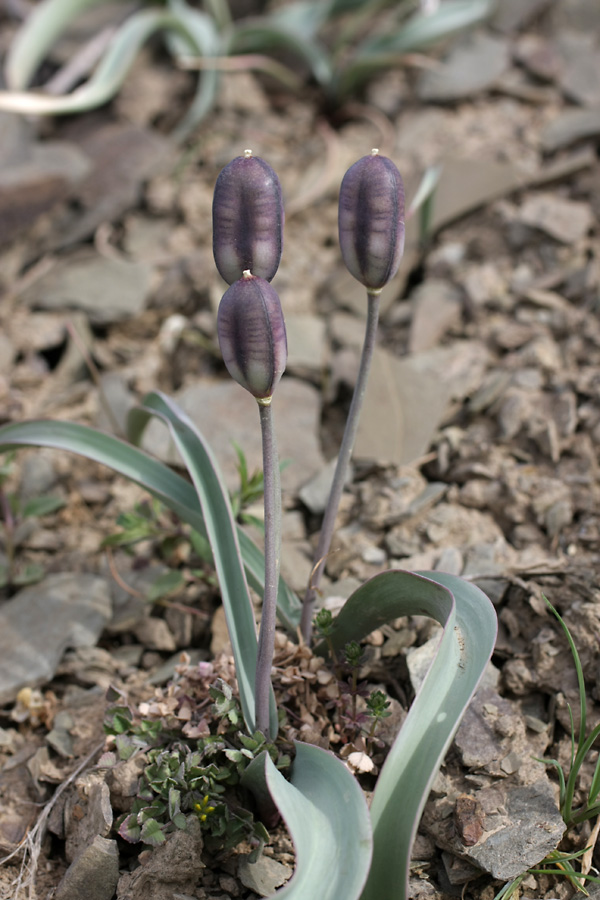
496 597 600 899
103 680 290 853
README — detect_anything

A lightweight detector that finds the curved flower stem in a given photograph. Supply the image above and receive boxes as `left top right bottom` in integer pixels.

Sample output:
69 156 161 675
255 398 281 739
300 289 381 642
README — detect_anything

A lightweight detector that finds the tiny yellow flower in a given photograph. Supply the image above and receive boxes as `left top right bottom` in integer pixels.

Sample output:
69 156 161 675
195 795 216 822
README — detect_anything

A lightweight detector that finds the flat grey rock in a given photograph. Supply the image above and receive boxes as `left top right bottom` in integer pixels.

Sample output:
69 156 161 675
464 781 565 879
285 313 327 375
20 249 152 324
116 817 205 900
141 377 325 495
558 32 600 107
408 279 462 353
0 111 31 167
65 773 114 862
541 108 600 152
0 573 112 704
492 0 552 33
238 855 292 896
356 343 488 465
96 372 136 435
0 140 91 247
299 456 353 515
418 33 509 101
55 122 174 250
519 193 594 244
19 449 59 499
55 836 119 900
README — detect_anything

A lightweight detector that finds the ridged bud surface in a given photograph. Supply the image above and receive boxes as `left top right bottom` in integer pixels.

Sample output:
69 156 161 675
213 153 284 285
217 273 287 401
338 151 405 291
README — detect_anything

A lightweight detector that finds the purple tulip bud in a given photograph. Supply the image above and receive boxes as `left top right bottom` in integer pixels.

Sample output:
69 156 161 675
213 150 284 285
217 272 287 402
338 150 405 291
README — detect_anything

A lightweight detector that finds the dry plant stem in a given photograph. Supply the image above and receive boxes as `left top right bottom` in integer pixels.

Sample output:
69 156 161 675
581 814 600 874
0 740 104 900
254 399 281 739
301 289 381 641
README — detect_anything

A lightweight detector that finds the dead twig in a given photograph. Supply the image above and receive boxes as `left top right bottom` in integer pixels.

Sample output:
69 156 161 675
1 740 104 900
581 815 600 876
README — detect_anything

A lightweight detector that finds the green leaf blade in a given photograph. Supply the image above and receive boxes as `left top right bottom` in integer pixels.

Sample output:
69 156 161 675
5 0 106 90
0 418 300 630
352 570 497 900
243 742 372 900
128 391 277 738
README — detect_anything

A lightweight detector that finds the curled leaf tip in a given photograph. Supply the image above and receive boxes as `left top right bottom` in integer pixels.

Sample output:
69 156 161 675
338 153 405 291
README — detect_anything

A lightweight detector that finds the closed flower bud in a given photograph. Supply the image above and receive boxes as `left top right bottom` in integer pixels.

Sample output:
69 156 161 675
213 151 284 285
338 150 405 291
217 272 287 402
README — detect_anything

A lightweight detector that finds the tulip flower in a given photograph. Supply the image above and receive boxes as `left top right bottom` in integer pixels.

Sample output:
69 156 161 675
301 151 405 640
217 271 287 403
338 149 405 292
213 150 284 285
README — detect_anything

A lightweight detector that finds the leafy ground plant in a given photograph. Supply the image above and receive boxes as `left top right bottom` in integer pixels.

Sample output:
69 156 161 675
0 148 497 899
0 0 495 138
103 679 285 853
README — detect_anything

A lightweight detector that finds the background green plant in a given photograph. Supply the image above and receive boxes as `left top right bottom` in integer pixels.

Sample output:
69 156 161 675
0 0 495 138
0 451 66 590
496 598 600 899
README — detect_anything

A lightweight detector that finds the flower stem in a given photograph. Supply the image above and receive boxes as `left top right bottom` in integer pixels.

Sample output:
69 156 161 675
300 289 381 642
254 399 281 739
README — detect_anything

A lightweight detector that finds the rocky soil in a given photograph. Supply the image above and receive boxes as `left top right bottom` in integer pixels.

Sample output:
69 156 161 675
1 0 600 897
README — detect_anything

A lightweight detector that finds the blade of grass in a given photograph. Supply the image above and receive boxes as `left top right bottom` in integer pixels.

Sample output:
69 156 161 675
0 419 300 631
544 597 587 823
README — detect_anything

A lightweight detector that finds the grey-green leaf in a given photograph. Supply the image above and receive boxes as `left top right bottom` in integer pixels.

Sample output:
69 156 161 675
359 0 496 56
316 569 496 900
1 0 221 138
243 741 372 899
0 418 301 631
5 0 105 90
127 390 278 738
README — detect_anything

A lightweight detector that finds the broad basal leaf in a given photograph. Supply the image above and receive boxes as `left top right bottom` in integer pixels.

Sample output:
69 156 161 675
313 568 496 900
243 741 372 899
